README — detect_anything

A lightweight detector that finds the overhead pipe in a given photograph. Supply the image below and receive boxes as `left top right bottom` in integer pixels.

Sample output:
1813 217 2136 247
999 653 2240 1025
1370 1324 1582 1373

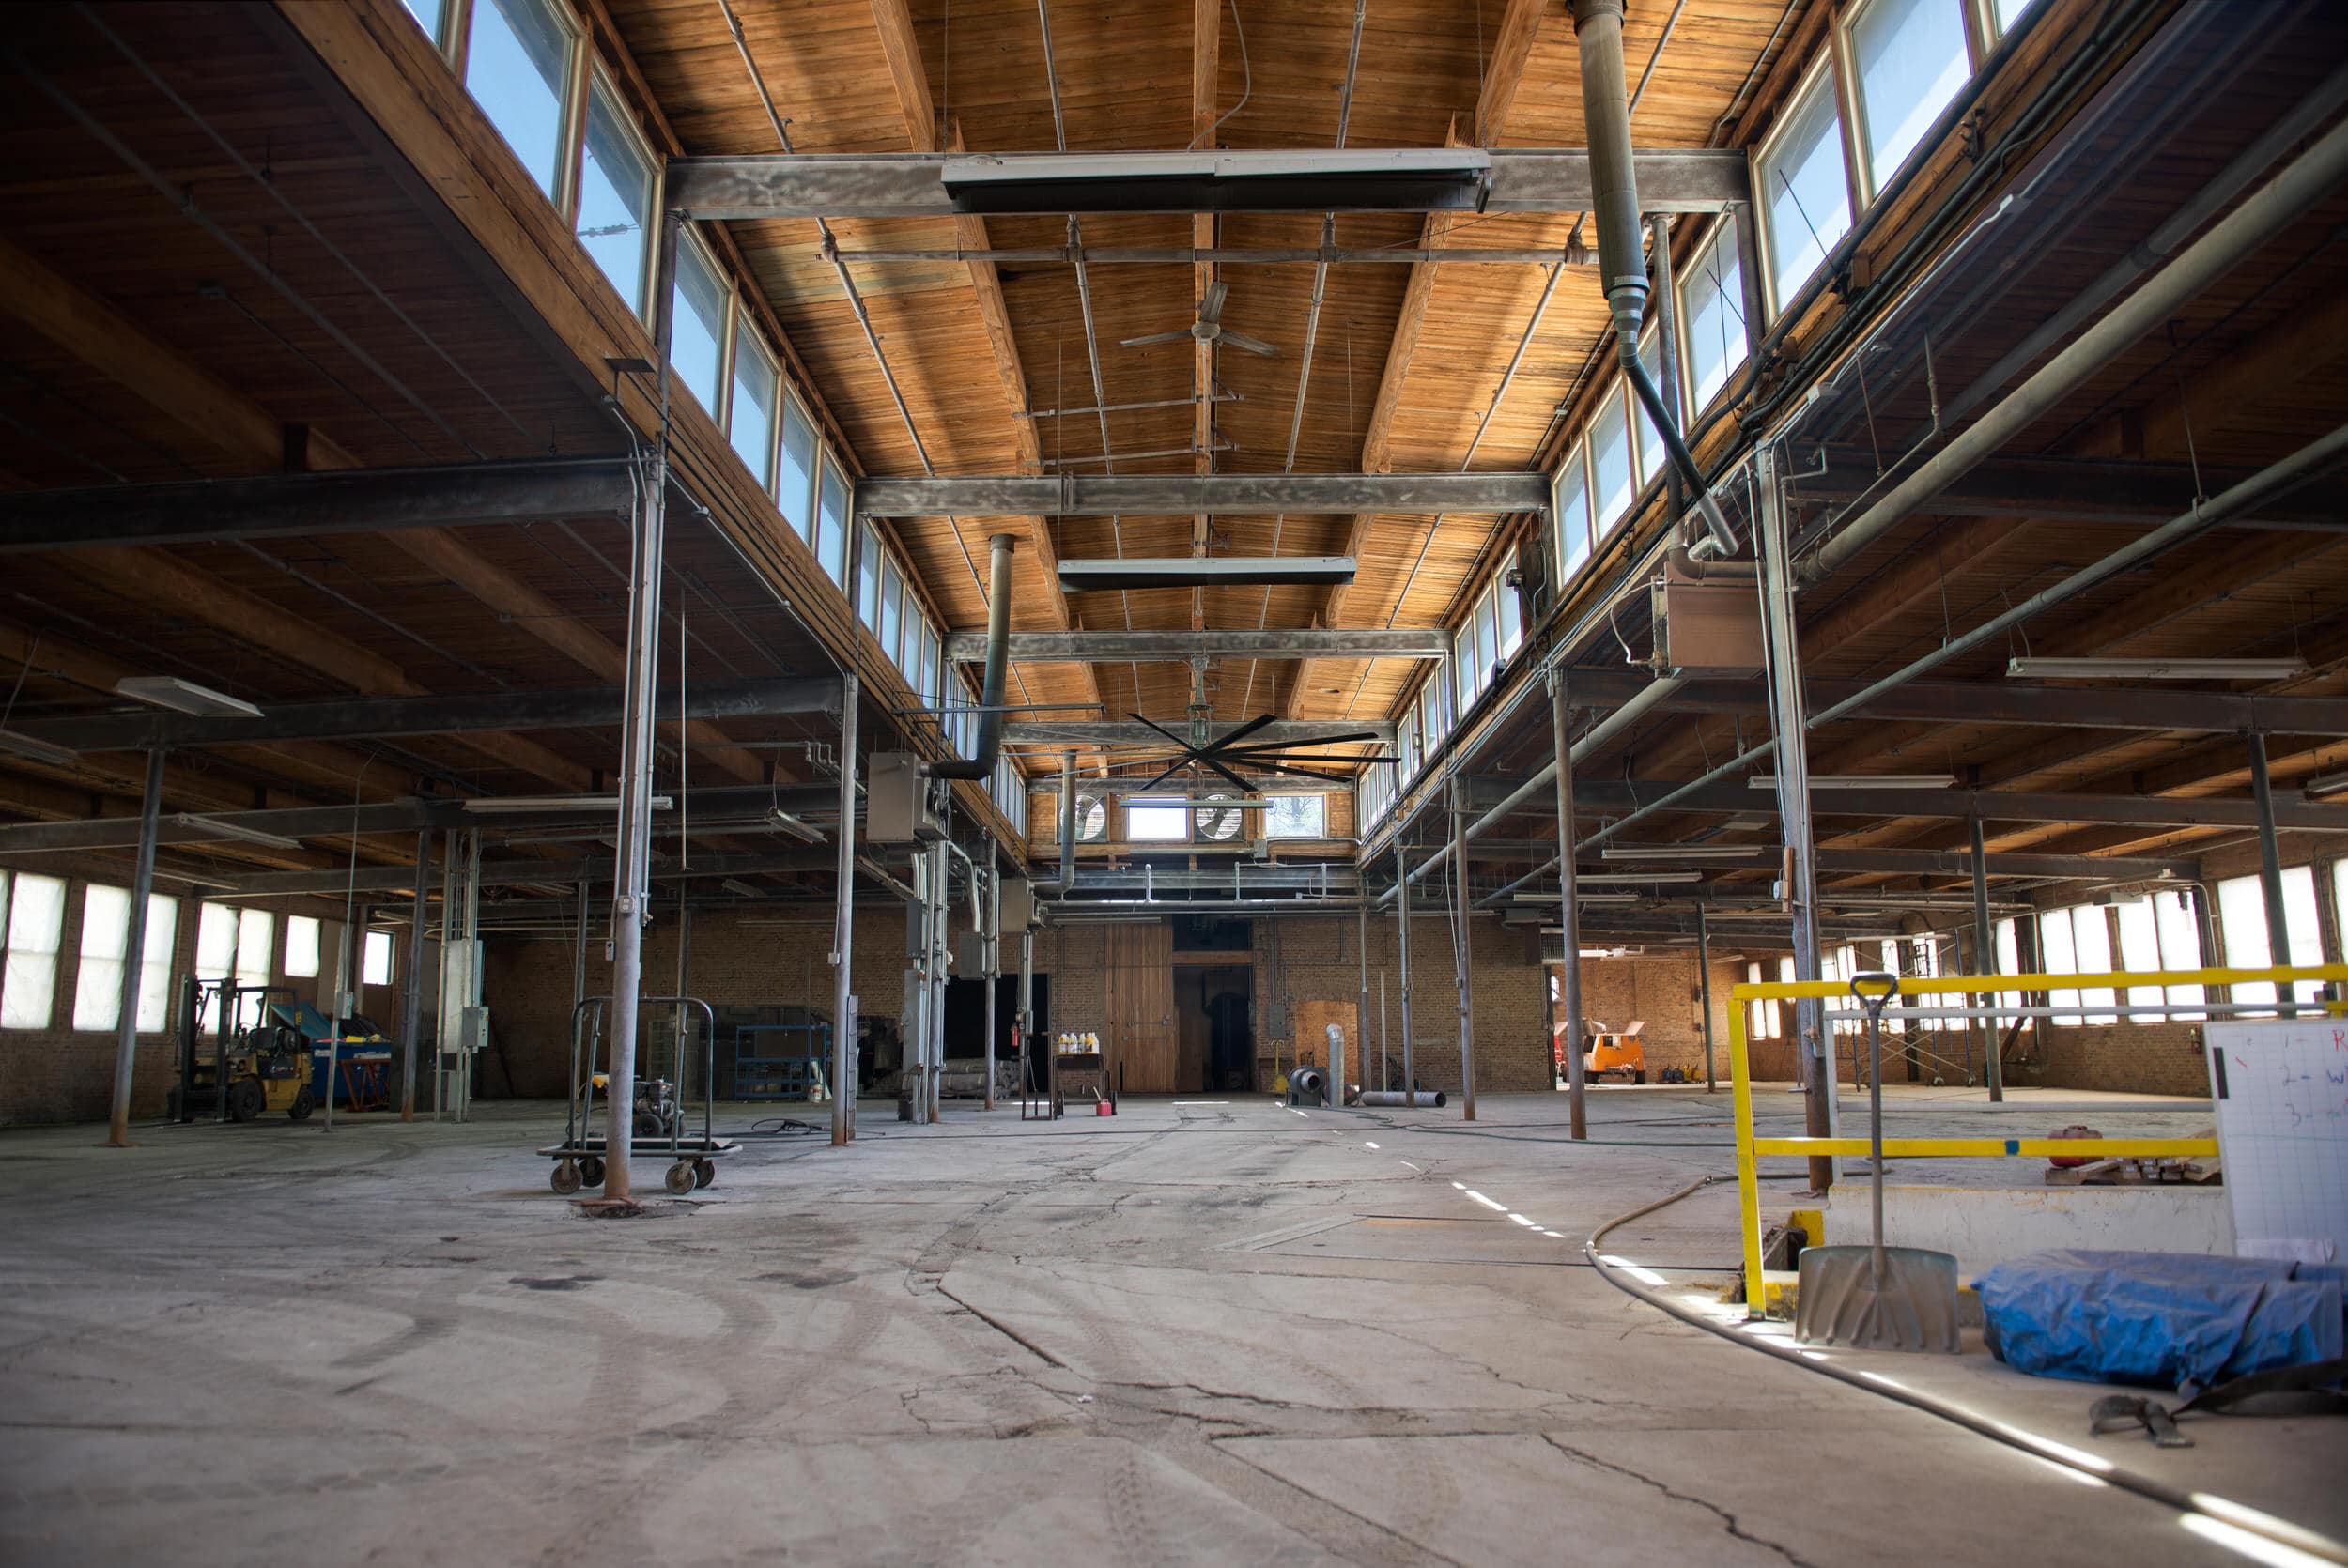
926 532 1016 778
1801 112 2348 587
826 244 1594 267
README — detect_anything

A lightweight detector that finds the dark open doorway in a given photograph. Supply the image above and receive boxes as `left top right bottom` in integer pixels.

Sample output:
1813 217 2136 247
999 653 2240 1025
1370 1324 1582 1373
942 972 1050 1089
1174 964 1253 1093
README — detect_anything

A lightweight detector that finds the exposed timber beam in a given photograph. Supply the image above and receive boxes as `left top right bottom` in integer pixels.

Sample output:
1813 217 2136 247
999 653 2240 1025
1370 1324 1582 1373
1002 720 1396 747
0 784 841 854
0 460 633 553
855 472 1546 517
18 678 841 752
1535 780 2348 833
946 629 1448 662
665 148 1748 220
222 848 840 898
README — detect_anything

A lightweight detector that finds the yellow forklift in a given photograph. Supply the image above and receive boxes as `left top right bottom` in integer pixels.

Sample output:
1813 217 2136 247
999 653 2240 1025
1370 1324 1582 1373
167 976 317 1123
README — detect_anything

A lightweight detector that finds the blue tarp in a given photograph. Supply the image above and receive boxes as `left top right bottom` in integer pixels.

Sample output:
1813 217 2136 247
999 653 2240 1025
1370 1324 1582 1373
1977 1250 2345 1389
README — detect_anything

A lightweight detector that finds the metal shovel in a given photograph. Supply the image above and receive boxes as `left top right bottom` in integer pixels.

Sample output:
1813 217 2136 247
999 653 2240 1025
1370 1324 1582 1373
1794 971 1961 1353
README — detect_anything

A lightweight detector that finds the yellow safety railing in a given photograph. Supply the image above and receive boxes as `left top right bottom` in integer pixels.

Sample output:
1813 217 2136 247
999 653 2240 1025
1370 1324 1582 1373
1727 964 2348 1317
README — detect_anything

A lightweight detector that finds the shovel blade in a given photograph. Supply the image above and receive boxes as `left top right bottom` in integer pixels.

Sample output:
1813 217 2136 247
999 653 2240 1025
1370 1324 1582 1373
1794 1245 1962 1353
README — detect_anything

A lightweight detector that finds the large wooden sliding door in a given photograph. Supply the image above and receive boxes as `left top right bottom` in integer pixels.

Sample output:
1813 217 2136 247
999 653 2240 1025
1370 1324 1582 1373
1106 921 1177 1093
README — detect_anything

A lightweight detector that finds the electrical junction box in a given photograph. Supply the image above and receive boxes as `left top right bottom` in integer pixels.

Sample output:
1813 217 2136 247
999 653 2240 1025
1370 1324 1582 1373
997 876 1034 934
867 751 946 842
953 930 988 978
1650 565 1764 675
458 1005 490 1053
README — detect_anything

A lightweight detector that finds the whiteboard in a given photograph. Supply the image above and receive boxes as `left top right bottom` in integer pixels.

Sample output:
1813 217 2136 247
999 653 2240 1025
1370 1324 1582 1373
2205 1020 2348 1265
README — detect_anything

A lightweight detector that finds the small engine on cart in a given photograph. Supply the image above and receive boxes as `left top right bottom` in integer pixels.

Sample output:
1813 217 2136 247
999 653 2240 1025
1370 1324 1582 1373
632 1077 683 1140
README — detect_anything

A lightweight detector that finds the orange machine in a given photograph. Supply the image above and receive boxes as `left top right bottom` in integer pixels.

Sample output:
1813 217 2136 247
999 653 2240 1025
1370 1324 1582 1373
1551 1018 1648 1084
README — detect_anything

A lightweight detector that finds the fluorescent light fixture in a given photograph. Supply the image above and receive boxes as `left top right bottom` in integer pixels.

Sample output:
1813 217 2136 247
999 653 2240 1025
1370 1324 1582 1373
0 730 76 767
1603 844 1766 861
2303 769 2348 800
174 812 302 851
2008 656 2309 681
1750 774 1956 790
1578 870 1703 884
464 794 672 814
1574 891 1639 904
115 676 264 718
765 807 826 843
1056 556 1355 592
720 879 764 898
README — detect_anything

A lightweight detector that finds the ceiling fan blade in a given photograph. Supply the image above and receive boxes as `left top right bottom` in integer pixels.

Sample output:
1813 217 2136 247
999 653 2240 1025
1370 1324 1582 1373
1218 752 1393 765
1201 756 1257 794
1201 280 1228 323
1220 331 1282 357
1244 760 1354 783
1197 713 1277 757
1128 713 1198 752
1119 331 1191 348
1134 759 1190 792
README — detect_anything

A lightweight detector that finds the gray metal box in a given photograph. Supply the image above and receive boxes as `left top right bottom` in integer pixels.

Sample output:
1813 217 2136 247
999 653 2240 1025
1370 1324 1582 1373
998 876 1034 934
866 751 944 842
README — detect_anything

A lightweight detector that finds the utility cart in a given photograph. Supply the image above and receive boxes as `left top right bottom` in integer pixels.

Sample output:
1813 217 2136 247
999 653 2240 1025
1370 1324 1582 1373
539 994 738 1196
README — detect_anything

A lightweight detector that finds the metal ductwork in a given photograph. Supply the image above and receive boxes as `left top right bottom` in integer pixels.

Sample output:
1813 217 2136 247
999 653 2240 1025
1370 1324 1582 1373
925 532 1016 780
1569 0 1738 560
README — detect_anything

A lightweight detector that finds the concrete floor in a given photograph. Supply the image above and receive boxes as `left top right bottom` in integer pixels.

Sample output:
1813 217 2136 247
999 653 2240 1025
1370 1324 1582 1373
3 1087 2336 1567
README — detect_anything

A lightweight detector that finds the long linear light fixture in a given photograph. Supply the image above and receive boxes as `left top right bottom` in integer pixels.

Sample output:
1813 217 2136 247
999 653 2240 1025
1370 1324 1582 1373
2007 656 2310 681
2305 769 2348 800
175 813 302 851
1601 844 1768 861
0 730 77 767
1056 556 1356 592
1749 774 1957 790
465 793 674 814
116 676 264 718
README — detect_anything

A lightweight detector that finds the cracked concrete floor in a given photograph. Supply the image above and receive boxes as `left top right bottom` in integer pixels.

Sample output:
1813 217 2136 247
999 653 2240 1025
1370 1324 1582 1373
0 1091 2318 1566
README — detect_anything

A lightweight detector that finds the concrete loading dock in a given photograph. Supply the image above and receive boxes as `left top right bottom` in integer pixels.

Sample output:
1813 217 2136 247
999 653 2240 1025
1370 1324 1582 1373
4 0 2348 1561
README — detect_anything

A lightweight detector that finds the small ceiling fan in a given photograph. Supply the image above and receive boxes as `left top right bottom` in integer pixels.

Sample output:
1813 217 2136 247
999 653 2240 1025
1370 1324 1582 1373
1120 282 1280 358
1128 712 1386 792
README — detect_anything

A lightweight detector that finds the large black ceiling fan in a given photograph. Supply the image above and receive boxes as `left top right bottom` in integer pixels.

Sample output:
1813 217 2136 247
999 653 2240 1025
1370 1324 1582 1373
1127 713 1389 791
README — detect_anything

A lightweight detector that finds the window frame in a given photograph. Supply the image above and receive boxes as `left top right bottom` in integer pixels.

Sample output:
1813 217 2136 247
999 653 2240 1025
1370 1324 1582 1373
1123 799 1190 843
1554 438 1594 585
668 225 734 420
1586 381 1637 536
1841 0 1977 204
1264 793 1327 841
573 62 659 316
459 0 586 213
1751 53 1858 322
726 315 781 489
72 884 131 1034
1 872 64 1031
1675 215 1750 422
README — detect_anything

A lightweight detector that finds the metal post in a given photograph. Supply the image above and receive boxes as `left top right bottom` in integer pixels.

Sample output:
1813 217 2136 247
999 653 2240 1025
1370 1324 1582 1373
572 879 591 1019
983 841 998 1111
1755 440 1834 1191
1351 885 1367 1106
1017 922 1035 1108
459 830 482 1121
603 211 682 1201
1552 669 1587 1138
2248 732 2295 1017
104 746 165 1147
1970 814 2004 1101
1378 969 1388 1091
1449 774 1477 1121
932 845 949 1122
1394 840 1414 1097
435 830 456 1121
831 528 862 1145
1696 905 1716 1093
1647 211 1683 448
399 829 430 1121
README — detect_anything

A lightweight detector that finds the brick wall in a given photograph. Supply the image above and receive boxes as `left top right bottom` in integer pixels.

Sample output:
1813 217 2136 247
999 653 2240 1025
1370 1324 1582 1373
0 880 409 1127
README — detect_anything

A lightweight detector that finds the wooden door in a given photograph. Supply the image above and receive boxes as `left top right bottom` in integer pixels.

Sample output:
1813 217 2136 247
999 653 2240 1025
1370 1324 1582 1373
1106 921 1177 1093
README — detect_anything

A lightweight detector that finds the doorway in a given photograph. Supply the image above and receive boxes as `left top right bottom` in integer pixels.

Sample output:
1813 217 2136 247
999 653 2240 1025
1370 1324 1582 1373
1175 964 1253 1093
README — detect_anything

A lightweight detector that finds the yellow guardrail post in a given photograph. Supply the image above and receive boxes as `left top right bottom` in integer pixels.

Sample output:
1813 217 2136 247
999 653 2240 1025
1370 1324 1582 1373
1723 963 2346 1320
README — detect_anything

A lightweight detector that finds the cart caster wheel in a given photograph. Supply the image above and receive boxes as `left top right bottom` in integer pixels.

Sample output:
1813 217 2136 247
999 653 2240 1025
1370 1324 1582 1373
664 1162 696 1196
579 1156 606 1188
693 1159 716 1190
551 1160 582 1195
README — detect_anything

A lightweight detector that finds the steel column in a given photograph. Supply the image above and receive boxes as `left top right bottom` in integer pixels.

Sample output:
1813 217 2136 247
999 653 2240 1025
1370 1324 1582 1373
2249 733 2295 1016
1970 814 2004 1101
103 747 165 1147
1449 775 1478 1122
1756 442 1833 1190
1552 670 1587 1140
983 842 998 1111
831 556 862 1145
398 830 430 1121
1695 906 1715 1093
1352 888 1367 1105
1394 841 1414 1099
603 209 681 1202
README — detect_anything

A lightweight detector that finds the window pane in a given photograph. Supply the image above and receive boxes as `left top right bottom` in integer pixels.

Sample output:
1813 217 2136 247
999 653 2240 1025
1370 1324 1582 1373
877 558 903 659
463 0 574 200
919 621 940 704
2217 874 2275 1006
2036 908 2078 1017
1126 802 1187 841
137 896 178 1033
1495 574 1522 658
2 873 65 1028
285 915 321 979
399 0 446 43
669 238 728 415
729 327 779 485
1399 712 1419 781
1631 330 1668 484
196 903 238 979
1680 220 1749 414
1849 0 1970 192
779 396 819 538
1554 442 1593 580
2115 899 2163 1021
2071 906 2116 1024
857 524 881 625
2152 889 2205 1020
817 462 850 586
1589 386 1635 532
577 75 655 314
2280 864 2324 1005
236 909 275 1028
1756 65 1853 315
73 884 130 1032
363 930 394 988
1474 596 1497 686
1266 794 1325 839
1991 0 2044 33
